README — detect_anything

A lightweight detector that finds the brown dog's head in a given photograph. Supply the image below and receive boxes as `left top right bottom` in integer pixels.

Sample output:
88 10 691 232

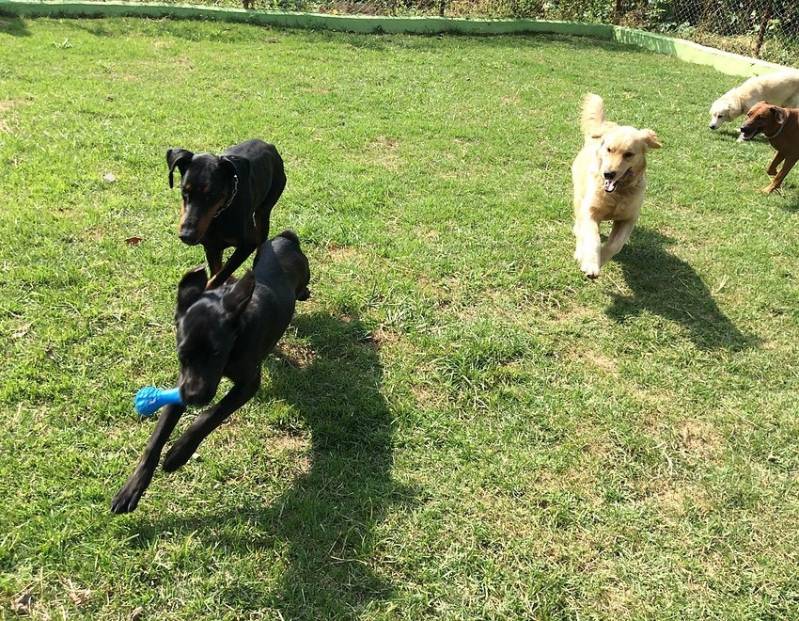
166 148 239 246
739 101 787 141
597 126 661 193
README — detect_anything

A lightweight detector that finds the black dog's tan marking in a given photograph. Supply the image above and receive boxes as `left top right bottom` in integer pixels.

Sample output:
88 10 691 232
110 231 310 514
167 139 286 289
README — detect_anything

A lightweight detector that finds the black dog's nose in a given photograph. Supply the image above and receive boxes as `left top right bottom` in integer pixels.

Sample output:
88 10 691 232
180 384 213 406
179 230 199 246
603 171 616 180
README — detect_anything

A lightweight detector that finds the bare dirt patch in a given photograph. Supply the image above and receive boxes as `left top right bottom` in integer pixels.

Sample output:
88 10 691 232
0 100 18 133
276 341 316 368
363 136 401 170
678 420 723 458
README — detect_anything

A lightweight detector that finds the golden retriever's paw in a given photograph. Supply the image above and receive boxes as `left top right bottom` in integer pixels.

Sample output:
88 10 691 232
580 262 600 279
760 185 776 194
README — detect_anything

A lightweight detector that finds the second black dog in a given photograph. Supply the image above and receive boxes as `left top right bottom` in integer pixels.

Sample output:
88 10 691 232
111 230 310 514
167 139 286 289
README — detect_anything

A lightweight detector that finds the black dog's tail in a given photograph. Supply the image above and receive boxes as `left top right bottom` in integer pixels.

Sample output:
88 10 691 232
278 229 301 246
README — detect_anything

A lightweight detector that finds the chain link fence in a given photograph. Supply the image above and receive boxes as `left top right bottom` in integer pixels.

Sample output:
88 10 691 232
103 0 799 65
612 0 799 65
251 0 799 64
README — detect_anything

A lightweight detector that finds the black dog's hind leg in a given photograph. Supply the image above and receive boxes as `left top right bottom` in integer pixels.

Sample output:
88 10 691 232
111 404 185 514
162 374 261 472
206 244 257 290
257 165 286 241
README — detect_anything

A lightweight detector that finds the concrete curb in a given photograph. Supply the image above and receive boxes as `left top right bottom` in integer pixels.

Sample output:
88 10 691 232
0 0 788 77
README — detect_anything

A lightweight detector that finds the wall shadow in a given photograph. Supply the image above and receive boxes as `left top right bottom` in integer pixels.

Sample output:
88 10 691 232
127 312 414 618
0 15 30 36
606 228 758 351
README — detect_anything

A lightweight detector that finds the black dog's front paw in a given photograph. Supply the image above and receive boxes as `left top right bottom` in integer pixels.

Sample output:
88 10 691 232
111 472 151 514
162 440 195 473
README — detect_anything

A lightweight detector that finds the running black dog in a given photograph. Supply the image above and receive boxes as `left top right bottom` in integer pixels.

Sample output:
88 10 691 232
167 139 286 289
111 231 310 514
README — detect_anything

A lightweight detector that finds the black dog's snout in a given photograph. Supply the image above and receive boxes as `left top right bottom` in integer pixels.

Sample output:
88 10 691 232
180 383 214 406
179 230 200 246
603 171 617 180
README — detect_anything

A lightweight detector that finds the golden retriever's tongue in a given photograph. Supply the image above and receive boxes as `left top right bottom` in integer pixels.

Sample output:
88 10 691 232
604 178 617 192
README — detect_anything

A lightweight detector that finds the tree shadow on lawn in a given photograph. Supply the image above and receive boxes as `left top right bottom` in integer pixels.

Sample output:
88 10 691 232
606 228 758 351
0 15 30 36
128 312 416 618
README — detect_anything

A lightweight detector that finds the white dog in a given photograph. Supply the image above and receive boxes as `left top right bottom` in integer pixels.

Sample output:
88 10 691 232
572 94 661 279
709 69 799 130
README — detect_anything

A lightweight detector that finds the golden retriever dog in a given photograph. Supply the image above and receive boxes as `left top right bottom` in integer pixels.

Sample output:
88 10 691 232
571 94 661 279
709 69 799 131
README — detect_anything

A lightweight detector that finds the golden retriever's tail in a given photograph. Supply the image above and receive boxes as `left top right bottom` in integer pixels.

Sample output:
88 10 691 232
581 93 605 141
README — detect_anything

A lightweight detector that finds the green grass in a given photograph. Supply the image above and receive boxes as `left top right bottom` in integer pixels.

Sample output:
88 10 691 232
2 15 799 621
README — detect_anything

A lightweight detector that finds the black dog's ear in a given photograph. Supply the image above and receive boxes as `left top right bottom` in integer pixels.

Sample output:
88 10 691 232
219 156 238 180
278 230 301 246
166 148 194 189
177 265 207 313
223 270 256 318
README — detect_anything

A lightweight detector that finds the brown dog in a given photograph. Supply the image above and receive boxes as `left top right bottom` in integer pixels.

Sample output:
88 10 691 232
739 101 799 194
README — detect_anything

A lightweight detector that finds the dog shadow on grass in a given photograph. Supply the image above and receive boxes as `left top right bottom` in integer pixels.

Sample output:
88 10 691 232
606 228 757 351
130 312 415 618
776 186 799 213
0 16 29 37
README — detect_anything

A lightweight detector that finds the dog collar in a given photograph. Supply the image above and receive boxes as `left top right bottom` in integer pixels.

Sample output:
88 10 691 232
214 174 239 219
765 123 786 140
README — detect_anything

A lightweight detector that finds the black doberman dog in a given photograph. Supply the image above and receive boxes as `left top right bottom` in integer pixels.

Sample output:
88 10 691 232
167 139 286 289
111 231 310 514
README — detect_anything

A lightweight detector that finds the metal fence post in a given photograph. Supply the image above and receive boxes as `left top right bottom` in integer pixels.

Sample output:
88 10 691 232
753 0 773 58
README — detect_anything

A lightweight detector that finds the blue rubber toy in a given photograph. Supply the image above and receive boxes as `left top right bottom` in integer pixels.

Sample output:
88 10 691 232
134 386 183 417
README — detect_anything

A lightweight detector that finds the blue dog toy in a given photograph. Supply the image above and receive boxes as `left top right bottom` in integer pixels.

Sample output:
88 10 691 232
134 386 183 417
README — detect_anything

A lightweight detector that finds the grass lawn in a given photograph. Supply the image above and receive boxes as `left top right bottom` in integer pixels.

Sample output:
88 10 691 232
2 14 799 621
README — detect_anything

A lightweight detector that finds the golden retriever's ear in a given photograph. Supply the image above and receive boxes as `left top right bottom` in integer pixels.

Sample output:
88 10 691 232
640 129 662 149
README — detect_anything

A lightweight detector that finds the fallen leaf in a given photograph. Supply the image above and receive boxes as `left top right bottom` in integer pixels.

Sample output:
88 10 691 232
11 590 33 614
68 588 91 607
125 236 143 246
12 323 31 339
103 172 117 183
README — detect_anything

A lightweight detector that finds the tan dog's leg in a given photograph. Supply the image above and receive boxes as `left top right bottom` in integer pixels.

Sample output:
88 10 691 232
762 156 798 194
575 216 601 278
600 219 636 266
767 151 785 177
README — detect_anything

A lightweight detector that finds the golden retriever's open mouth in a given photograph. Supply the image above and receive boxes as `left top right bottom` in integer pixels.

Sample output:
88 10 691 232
603 169 630 193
